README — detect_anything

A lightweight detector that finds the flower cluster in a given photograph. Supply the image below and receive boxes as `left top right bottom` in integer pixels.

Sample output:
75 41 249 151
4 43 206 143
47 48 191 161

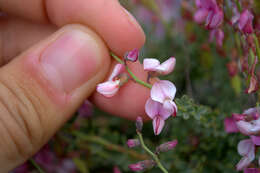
225 107 260 172
194 0 224 47
97 49 177 135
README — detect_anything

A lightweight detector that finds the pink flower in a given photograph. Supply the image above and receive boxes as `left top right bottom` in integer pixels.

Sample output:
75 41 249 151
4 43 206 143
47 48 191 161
125 49 139 62
97 64 125 98
224 117 239 133
210 29 224 47
244 168 260 173
113 166 121 173
245 74 259 94
129 160 155 172
236 139 255 171
194 0 223 29
239 10 254 34
156 140 178 153
78 100 93 118
143 57 176 76
145 98 172 135
236 109 260 136
150 80 177 116
127 139 140 148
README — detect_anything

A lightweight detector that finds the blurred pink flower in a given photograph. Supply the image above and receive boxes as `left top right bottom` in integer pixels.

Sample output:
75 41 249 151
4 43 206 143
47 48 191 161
78 100 93 118
194 0 223 29
244 168 260 173
127 139 140 148
113 166 121 173
156 140 178 153
129 160 155 172
143 57 176 76
210 29 224 47
239 10 254 34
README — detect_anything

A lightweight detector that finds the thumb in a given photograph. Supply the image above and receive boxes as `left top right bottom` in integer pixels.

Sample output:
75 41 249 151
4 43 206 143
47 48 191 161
0 24 110 171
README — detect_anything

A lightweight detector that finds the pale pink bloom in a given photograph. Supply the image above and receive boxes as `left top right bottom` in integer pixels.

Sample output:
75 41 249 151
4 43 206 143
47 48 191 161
125 49 139 62
97 64 125 98
251 136 260 146
150 80 177 116
143 57 176 76
145 98 172 135
236 139 255 171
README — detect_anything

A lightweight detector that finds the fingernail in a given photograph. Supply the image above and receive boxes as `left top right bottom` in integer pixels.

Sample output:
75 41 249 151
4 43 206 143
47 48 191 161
41 29 100 93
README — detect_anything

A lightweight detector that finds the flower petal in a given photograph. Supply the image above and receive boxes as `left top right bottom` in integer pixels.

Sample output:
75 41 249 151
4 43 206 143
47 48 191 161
145 98 160 119
156 57 176 75
237 139 255 156
108 64 125 81
224 117 239 133
251 136 260 146
96 80 120 98
151 80 177 103
236 121 255 136
236 156 254 171
153 116 165 135
160 100 177 119
143 58 160 71
194 9 209 23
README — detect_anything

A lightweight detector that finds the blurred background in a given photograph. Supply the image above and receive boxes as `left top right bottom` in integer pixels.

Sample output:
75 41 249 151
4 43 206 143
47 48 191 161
12 0 260 172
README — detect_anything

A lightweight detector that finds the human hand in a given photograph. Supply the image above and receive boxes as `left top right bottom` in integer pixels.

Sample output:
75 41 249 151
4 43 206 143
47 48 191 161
0 0 149 171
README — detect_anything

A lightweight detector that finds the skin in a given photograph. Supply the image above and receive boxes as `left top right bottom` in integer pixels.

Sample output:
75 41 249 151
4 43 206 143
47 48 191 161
0 0 151 171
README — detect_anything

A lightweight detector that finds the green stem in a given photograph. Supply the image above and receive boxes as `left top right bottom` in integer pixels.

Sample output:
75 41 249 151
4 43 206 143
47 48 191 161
111 53 152 89
235 0 242 12
72 131 149 160
253 34 260 61
137 132 168 173
29 159 45 173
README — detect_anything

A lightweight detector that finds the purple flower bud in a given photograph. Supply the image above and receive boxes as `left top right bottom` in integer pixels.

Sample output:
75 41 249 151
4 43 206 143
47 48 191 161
205 9 224 29
127 139 140 148
128 160 156 172
136 116 143 132
239 10 254 34
156 140 178 153
125 49 139 62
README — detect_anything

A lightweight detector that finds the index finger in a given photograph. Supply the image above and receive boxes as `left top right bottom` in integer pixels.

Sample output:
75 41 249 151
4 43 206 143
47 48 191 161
0 0 145 56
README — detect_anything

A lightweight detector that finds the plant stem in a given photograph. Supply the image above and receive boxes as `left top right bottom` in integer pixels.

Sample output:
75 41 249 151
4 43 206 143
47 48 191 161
253 34 260 61
111 53 152 89
73 131 149 160
235 0 242 12
29 159 45 173
137 131 169 173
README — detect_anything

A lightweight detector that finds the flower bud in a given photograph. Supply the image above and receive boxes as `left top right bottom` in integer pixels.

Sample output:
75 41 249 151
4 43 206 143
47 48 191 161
113 166 121 173
156 140 178 153
125 49 139 62
128 160 156 172
136 116 143 132
127 139 140 148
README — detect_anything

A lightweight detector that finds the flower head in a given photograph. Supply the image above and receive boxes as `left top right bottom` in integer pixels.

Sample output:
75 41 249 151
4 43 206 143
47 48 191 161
127 139 140 148
210 29 224 47
151 80 177 116
143 57 176 76
97 64 126 98
145 98 172 135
